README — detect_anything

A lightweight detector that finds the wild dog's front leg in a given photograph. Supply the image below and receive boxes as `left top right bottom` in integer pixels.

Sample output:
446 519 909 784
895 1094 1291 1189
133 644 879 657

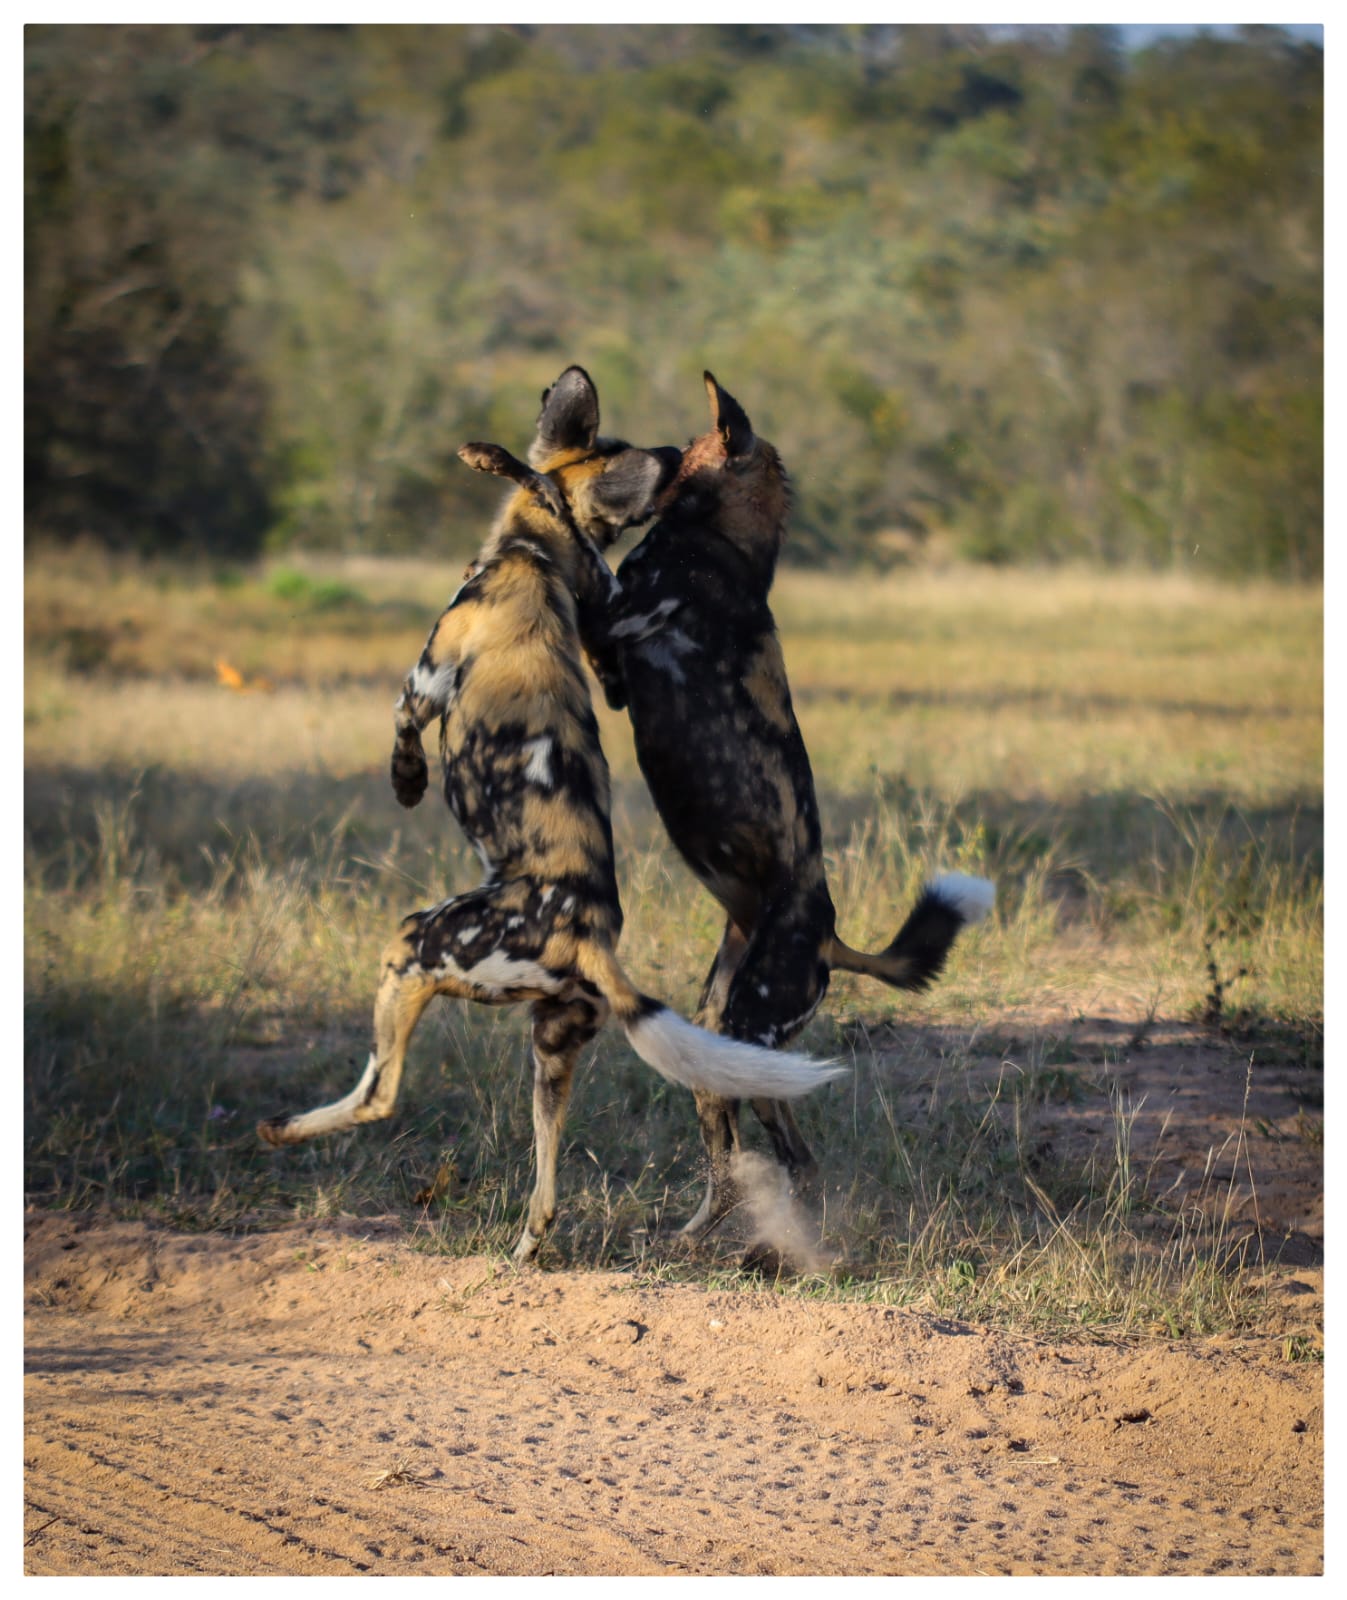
258 918 437 1146
388 691 431 806
514 990 608 1263
390 676 440 809
572 539 630 711
390 721 430 808
390 590 473 807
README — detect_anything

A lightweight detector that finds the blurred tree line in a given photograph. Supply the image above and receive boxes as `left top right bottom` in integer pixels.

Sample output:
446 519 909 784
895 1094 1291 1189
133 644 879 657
25 23 1322 576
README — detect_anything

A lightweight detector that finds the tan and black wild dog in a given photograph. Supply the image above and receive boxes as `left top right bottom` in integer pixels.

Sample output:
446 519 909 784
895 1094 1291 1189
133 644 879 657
572 371 995 1234
258 376 845 1261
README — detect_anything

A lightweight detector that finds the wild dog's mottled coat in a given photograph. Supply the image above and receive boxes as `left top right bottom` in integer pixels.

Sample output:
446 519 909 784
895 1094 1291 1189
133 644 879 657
258 372 843 1259
575 373 994 1232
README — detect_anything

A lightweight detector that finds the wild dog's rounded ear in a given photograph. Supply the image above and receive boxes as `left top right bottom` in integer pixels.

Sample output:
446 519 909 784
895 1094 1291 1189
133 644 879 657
529 365 600 465
589 448 673 529
704 371 754 458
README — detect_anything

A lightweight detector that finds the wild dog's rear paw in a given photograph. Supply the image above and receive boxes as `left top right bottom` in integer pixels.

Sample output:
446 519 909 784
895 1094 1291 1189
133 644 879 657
390 739 429 808
512 1227 543 1265
257 1116 293 1147
739 1240 791 1278
788 1154 820 1189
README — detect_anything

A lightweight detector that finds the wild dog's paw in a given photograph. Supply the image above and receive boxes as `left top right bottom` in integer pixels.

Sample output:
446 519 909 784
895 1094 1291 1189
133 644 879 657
459 440 568 524
457 440 516 477
256 1116 291 1147
390 730 429 808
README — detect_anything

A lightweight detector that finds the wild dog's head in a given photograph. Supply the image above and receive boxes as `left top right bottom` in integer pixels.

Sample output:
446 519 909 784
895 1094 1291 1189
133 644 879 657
525 365 680 549
667 373 791 577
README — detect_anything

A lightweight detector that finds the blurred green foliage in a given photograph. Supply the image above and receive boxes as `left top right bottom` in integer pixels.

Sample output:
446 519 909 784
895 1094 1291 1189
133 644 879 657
25 24 1322 574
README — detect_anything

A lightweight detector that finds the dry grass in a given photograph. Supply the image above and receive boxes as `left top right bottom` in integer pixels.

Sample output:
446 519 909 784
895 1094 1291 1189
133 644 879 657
23 548 1322 1338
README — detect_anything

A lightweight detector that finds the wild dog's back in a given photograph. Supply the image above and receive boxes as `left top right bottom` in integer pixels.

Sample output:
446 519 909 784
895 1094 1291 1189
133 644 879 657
394 486 621 914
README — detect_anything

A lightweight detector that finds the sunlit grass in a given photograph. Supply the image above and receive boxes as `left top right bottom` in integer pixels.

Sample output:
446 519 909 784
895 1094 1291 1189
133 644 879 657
23 549 1322 1337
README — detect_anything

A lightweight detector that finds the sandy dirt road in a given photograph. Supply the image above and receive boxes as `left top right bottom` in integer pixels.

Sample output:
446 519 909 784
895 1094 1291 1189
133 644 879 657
24 1211 1322 1576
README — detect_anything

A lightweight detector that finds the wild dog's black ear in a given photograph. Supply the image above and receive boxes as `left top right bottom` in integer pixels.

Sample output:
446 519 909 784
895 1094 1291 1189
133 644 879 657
458 441 567 521
529 365 600 464
704 371 754 458
588 448 676 529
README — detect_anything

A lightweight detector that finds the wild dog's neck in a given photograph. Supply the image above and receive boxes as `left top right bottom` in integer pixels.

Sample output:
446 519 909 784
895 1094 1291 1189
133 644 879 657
667 467 789 588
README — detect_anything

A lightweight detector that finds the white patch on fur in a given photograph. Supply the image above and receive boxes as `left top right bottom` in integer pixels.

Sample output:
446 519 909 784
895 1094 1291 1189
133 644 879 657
637 628 700 685
457 925 481 943
540 886 556 906
929 872 996 924
610 597 679 640
623 1006 847 1099
428 946 560 996
462 949 559 992
522 735 554 787
410 658 458 711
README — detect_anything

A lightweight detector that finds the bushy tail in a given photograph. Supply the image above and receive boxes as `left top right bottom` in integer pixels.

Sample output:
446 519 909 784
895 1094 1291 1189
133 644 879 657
575 941 846 1100
828 871 995 992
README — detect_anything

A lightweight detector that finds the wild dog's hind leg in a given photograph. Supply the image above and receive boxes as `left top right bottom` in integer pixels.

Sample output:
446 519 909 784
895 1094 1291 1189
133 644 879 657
680 908 824 1235
694 917 749 1033
258 918 439 1146
724 893 834 1183
514 988 608 1263
680 920 751 1238
259 885 563 1148
747 1097 816 1181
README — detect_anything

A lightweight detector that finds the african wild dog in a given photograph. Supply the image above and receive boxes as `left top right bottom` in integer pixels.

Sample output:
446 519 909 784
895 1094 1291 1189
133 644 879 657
257 374 845 1261
572 372 995 1234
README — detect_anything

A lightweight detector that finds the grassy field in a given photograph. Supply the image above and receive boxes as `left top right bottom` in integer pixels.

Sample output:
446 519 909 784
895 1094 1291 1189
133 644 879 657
23 547 1323 1337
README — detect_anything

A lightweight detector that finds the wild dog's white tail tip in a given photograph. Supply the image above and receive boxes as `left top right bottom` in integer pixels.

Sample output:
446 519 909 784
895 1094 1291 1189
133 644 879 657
623 1005 847 1100
929 871 996 924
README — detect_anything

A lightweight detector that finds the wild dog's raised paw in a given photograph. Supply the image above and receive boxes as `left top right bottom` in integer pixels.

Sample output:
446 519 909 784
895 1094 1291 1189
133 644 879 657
458 440 569 522
390 727 429 808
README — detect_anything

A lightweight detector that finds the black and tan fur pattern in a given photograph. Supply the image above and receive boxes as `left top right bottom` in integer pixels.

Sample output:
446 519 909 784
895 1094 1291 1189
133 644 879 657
258 372 844 1261
575 373 995 1234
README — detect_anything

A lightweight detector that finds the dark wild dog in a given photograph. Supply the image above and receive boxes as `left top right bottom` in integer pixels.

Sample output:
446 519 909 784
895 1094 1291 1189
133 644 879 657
573 372 994 1234
258 376 845 1261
